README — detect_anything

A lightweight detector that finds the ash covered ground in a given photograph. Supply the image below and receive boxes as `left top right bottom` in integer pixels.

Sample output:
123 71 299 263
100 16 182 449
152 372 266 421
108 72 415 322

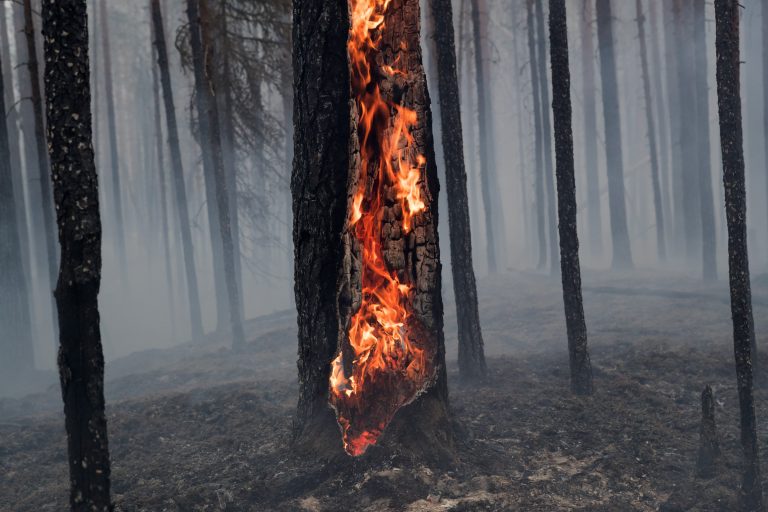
3 270 768 511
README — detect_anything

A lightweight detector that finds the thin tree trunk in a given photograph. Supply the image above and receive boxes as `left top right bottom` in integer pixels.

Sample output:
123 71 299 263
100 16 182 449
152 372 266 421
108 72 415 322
527 0 547 271
664 0 685 256
714 0 764 508
636 0 665 262
0 50 35 382
151 0 204 341
580 0 603 257
535 0 559 275
595 0 632 269
187 0 244 347
548 0 593 395
429 0 487 381
99 0 127 273
763 0 768 261
23 0 60 335
693 0 717 281
470 0 497 274
41 1 112 508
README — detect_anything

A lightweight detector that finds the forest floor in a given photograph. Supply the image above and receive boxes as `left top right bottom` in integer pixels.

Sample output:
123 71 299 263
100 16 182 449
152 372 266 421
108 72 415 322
3 269 768 511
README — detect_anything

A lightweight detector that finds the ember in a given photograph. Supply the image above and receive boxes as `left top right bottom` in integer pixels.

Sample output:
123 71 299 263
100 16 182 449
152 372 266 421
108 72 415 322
328 0 436 456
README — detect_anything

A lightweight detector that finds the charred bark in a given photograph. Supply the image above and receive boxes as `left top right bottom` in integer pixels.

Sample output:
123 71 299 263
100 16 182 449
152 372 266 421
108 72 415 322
595 0 632 269
535 0 559 276
187 0 245 347
696 385 720 478
428 0 487 381
527 0 547 271
714 0 764 508
292 0 453 464
99 0 126 273
548 0 593 396
41 1 113 508
580 0 603 256
636 0 665 262
151 0 205 341
0 51 35 380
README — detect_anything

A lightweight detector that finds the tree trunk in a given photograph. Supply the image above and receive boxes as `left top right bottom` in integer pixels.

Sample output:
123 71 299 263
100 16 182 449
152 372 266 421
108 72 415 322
0 51 35 383
527 0 547 271
428 0 487 381
292 0 453 464
636 0 665 262
548 0 593 395
664 0 685 256
595 0 632 269
714 0 764 508
151 0 204 341
470 0 497 274
535 0 559 276
41 1 113 508
580 0 603 257
99 0 127 273
187 0 245 347
23 0 60 334
763 0 768 262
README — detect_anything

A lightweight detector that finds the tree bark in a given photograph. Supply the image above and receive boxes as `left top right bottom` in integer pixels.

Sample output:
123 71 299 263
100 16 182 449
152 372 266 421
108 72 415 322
428 0 487 381
696 385 720 478
580 0 603 257
23 0 60 334
535 0 559 276
41 1 113 508
0 50 35 381
292 0 453 464
470 0 497 274
187 0 245 347
527 0 547 271
151 0 204 341
595 0 632 269
548 0 593 395
636 0 665 262
714 0 764 508
664 0 685 256
99 0 127 274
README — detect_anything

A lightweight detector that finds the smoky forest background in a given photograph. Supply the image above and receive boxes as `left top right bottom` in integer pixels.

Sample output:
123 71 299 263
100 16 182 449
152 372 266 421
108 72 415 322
1 0 768 510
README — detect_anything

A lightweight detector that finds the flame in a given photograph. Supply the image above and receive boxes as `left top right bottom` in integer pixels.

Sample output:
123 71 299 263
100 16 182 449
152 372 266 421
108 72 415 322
329 0 434 456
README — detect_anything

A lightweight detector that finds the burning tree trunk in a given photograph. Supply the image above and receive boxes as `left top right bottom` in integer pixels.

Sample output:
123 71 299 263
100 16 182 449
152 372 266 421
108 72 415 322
580 0 603 256
187 0 245 347
714 0 764 508
595 0 632 269
527 0 547 271
151 0 204 341
0 50 35 382
428 0 486 380
41 0 113 508
100 0 127 273
636 0 665 262
548 0 593 396
292 0 453 463
535 0 558 276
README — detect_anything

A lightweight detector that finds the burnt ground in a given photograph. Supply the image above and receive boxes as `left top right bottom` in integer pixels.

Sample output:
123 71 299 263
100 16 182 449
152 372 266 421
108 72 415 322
3 269 768 511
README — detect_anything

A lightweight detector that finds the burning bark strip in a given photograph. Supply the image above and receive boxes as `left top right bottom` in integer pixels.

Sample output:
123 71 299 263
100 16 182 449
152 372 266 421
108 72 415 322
329 0 440 456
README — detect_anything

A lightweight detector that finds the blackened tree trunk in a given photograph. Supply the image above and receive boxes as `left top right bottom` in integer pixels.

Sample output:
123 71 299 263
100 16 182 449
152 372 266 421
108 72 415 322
292 0 453 463
24 0 60 333
535 0 559 275
580 0 603 256
714 0 764 508
41 1 113 508
151 0 204 341
548 0 593 395
187 0 245 347
527 0 547 270
636 0 665 262
470 0 497 274
595 0 632 269
99 0 126 273
0 51 35 381
428 0 487 381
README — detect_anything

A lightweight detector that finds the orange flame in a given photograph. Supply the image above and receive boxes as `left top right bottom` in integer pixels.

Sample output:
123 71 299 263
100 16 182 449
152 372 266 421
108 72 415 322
329 0 432 456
